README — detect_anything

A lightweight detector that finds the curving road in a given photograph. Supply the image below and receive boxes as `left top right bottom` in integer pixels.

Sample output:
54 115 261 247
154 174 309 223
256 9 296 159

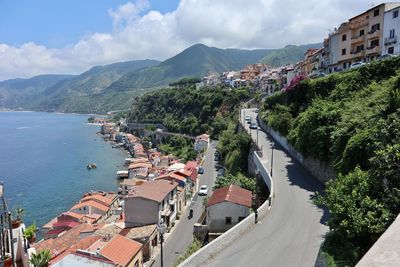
205 108 328 267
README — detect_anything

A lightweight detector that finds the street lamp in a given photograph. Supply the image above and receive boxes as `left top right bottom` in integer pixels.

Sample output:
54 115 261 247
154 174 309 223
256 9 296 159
157 219 166 267
270 141 274 177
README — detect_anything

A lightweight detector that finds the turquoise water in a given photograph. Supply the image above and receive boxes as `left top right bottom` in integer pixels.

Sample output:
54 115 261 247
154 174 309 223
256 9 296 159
0 111 127 229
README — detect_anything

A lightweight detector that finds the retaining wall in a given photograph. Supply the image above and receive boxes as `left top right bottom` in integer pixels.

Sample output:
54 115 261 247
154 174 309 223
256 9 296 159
257 116 336 183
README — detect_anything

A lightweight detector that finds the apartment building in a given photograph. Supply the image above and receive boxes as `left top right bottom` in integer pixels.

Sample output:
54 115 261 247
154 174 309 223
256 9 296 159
382 5 400 55
334 3 400 70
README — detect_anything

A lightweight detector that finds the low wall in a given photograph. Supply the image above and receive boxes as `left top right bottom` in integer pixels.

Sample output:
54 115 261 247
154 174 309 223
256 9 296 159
180 144 273 266
257 116 336 183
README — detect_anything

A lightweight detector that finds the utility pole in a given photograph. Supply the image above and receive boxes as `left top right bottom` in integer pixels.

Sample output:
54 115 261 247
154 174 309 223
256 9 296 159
270 141 274 177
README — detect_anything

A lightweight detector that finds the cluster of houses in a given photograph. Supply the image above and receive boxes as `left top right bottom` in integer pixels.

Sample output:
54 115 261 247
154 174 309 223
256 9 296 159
7 125 209 267
198 3 400 95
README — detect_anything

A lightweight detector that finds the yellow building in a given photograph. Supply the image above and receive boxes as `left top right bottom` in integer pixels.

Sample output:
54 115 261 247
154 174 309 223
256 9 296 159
337 2 400 69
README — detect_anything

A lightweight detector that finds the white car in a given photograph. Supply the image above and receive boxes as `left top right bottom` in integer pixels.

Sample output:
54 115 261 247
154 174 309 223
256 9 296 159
350 61 366 69
199 185 208 196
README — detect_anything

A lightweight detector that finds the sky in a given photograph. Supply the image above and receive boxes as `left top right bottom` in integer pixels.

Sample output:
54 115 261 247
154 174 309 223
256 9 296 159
0 0 377 80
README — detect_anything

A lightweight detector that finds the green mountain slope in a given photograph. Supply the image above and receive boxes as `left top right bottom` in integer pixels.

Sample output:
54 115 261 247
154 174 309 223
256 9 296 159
260 43 322 66
0 74 74 108
108 44 272 91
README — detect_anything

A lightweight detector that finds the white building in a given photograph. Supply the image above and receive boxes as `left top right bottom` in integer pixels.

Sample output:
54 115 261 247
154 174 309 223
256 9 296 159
206 184 252 233
124 180 178 228
194 134 210 152
382 6 400 55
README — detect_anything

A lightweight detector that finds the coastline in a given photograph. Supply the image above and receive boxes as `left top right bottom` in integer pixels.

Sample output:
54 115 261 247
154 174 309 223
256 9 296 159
0 111 127 230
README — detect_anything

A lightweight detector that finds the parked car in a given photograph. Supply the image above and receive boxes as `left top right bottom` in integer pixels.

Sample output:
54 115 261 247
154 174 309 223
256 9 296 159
198 166 204 174
217 168 225 177
377 54 397 61
350 61 366 69
245 115 251 123
199 185 208 196
214 154 220 161
250 122 258 129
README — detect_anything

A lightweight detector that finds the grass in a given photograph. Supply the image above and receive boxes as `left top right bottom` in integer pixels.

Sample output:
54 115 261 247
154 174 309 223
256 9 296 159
174 238 202 266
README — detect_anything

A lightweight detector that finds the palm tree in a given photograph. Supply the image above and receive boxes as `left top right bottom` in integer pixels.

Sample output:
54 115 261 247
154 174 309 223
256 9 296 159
15 207 25 221
30 250 51 267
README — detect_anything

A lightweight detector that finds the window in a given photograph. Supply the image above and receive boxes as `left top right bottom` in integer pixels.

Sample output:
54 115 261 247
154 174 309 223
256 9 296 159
225 217 232 225
170 203 175 212
343 63 347 69
371 39 380 48
134 260 139 267
342 34 347 41
360 29 364 36
394 10 399 18
374 9 379 17
342 48 346 55
388 47 394 54
371 23 380 32
238 217 246 222
390 29 395 39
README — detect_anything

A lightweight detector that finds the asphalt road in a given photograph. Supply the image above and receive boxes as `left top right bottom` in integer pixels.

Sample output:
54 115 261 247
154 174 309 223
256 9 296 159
205 109 328 267
153 141 218 267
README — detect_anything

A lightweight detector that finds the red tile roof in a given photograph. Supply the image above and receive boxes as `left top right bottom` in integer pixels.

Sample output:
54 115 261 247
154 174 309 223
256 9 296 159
99 234 142 266
185 161 197 170
53 221 81 228
33 223 90 257
50 235 103 265
127 180 178 203
155 172 186 183
71 200 110 213
207 184 252 208
81 193 116 206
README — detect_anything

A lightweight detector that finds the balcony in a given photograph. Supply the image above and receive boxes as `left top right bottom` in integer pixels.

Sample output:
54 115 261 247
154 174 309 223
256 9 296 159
366 46 381 55
384 36 397 46
350 50 365 57
368 29 381 39
351 34 366 44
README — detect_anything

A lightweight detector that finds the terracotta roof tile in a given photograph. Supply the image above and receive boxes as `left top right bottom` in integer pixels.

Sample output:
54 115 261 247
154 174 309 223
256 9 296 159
207 184 252 208
126 180 178 203
81 193 116 206
71 200 110 213
99 234 142 266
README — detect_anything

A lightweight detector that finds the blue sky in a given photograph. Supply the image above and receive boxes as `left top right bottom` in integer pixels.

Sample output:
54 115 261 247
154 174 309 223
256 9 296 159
0 0 179 48
0 0 369 80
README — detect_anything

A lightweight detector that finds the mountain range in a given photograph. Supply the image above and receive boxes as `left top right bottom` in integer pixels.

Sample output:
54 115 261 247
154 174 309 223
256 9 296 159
0 43 321 113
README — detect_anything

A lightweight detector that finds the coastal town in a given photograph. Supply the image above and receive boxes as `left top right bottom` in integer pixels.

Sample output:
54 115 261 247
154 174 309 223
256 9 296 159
1 2 400 267
3 116 254 267
198 3 400 94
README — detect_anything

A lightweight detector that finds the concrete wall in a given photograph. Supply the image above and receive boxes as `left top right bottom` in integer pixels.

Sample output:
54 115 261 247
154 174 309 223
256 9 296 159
356 213 400 267
124 197 159 227
257 116 336 183
207 202 250 233
179 134 272 267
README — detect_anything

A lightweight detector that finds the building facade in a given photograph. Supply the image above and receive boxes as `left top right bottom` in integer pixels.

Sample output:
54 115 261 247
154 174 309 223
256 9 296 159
383 6 400 55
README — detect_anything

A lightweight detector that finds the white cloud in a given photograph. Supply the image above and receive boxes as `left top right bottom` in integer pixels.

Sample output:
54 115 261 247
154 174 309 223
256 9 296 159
0 0 372 80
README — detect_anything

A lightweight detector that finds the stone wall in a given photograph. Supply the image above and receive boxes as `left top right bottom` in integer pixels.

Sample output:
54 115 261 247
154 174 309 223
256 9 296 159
257 116 336 183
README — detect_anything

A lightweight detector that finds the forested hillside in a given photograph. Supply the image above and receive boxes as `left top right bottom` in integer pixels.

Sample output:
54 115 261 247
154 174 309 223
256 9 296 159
260 57 400 265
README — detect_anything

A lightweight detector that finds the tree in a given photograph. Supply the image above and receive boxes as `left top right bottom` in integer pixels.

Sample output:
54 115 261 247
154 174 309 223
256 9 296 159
316 168 392 238
30 249 51 267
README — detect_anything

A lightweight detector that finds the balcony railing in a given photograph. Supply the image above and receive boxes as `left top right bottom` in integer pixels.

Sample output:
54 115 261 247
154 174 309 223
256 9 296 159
384 36 397 45
366 46 381 54
368 29 381 39
350 50 365 57
351 34 366 43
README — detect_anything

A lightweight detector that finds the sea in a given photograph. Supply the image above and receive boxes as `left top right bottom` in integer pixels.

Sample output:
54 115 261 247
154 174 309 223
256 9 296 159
0 111 127 230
